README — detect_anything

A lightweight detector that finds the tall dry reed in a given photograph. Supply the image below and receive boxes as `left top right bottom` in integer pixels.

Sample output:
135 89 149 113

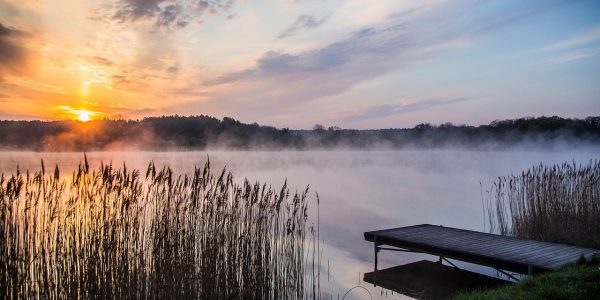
0 156 317 299
485 160 600 249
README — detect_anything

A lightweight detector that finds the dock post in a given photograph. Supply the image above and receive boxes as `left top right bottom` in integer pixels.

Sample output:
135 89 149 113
374 236 379 286
528 265 532 276
374 237 378 271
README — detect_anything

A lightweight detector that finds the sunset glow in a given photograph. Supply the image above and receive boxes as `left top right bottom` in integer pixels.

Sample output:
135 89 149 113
0 1 599 298
77 110 92 122
54 105 101 122
0 0 598 127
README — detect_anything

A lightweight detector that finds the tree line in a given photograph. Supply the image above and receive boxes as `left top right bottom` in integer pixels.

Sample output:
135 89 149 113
0 115 598 151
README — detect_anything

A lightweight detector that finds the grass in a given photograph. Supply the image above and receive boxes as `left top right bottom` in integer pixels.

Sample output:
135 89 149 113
0 156 319 299
453 261 600 300
484 160 600 249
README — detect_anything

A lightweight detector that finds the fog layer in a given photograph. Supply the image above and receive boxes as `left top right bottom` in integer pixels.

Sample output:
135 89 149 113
1 115 598 151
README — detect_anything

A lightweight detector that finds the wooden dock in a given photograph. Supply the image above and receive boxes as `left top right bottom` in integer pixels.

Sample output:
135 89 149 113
365 224 600 275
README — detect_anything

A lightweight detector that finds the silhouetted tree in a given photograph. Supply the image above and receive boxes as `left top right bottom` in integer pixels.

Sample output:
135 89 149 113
0 115 598 150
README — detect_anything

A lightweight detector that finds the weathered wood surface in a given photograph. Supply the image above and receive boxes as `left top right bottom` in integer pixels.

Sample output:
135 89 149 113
365 224 600 274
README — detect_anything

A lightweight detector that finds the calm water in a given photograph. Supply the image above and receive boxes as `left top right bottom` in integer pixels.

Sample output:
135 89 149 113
1 150 597 299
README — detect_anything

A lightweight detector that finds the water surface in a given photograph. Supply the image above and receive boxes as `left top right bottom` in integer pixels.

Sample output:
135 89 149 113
1 150 596 299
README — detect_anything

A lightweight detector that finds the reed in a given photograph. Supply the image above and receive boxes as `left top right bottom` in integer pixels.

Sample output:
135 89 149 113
0 156 317 299
485 160 600 249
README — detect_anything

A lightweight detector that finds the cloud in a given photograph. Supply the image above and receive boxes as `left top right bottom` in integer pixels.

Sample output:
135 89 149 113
55 104 157 120
0 110 40 120
207 0 561 91
543 26 600 51
207 23 412 86
166 62 180 74
55 105 105 120
277 14 329 39
547 47 600 64
112 0 162 21
342 97 470 122
104 105 157 117
168 0 568 127
0 22 33 77
84 55 115 66
538 25 600 64
9 78 68 94
179 21 456 124
109 0 238 28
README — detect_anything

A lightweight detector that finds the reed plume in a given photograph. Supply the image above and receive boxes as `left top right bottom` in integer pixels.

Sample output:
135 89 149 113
0 156 317 299
485 160 600 249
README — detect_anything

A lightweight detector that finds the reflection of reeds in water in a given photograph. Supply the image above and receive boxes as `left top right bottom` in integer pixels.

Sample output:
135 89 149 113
486 160 600 249
0 156 316 299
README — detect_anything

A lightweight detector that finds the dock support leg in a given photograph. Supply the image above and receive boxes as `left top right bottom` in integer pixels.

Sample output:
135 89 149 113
373 237 379 286
495 268 520 282
528 265 532 276
374 239 378 271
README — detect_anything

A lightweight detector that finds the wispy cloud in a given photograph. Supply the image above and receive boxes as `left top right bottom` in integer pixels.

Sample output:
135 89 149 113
342 97 470 122
103 104 157 117
108 0 238 29
0 110 41 120
82 55 115 67
547 47 600 64
10 78 68 95
0 22 35 78
538 25 600 64
207 23 413 87
543 26 600 51
187 1 554 126
55 103 156 120
277 14 329 39
55 105 106 120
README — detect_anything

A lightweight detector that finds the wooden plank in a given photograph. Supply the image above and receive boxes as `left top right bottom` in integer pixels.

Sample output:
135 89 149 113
544 250 592 265
373 226 591 265
367 234 536 274
490 242 561 258
518 246 593 267
371 225 598 270
490 244 569 264
379 231 543 267
365 224 600 274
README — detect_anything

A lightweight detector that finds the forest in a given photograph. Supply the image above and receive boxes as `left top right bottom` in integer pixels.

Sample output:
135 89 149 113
0 115 598 151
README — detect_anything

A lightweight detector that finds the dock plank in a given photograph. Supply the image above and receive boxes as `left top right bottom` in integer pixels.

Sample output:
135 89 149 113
365 224 599 274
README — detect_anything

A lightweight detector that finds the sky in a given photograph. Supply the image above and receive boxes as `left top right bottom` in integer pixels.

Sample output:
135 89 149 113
0 0 599 129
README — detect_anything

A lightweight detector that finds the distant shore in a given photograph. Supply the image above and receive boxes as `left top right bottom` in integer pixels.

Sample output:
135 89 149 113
1 115 599 151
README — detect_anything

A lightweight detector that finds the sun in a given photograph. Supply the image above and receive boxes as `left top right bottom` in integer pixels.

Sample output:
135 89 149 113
55 105 102 122
77 110 92 122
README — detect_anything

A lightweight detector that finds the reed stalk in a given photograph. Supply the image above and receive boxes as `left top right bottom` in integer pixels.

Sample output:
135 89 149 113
0 156 318 299
485 160 600 249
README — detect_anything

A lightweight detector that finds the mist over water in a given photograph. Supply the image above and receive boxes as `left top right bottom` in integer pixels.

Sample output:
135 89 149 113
1 149 597 299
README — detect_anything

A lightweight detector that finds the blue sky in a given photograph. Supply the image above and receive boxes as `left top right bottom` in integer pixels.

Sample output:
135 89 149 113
0 0 599 128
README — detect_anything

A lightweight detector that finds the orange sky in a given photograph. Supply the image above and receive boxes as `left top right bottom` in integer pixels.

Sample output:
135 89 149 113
0 0 240 121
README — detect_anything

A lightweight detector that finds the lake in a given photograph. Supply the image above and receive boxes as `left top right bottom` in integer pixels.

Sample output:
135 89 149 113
1 150 597 299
